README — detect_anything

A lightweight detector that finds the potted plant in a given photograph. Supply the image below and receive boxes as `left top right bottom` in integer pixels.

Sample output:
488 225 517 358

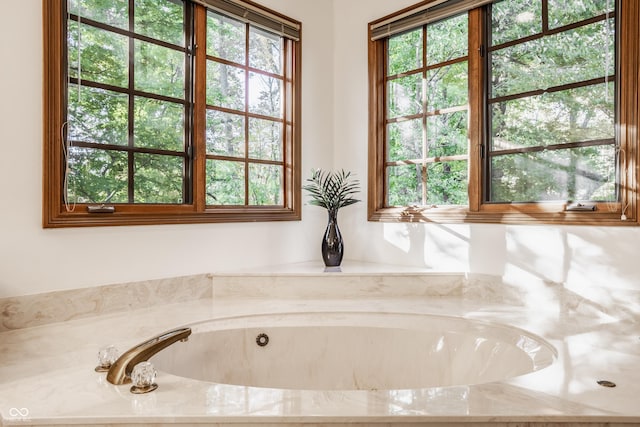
303 169 360 269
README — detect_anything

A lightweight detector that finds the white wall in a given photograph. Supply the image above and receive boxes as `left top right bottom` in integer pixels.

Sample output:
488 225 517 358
1 0 639 298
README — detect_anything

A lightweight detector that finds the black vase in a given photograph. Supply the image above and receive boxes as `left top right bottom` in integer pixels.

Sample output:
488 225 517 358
321 210 343 267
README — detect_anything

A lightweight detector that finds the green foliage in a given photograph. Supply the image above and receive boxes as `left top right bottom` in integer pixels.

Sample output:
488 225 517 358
207 11 245 64
385 0 617 206
68 21 128 87
249 164 282 205
206 61 245 110
427 161 468 205
249 118 282 161
427 14 468 65
204 12 285 206
68 147 128 203
206 110 245 157
134 40 185 99
386 12 470 207
68 0 128 29
388 165 421 206
426 61 467 112
135 0 185 46
490 145 616 202
206 160 245 205
66 0 286 206
388 29 422 75
134 154 184 203
134 97 184 151
488 0 616 202
303 169 361 213
250 27 283 75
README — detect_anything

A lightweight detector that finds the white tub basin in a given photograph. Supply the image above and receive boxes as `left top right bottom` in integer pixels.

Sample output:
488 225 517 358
151 312 556 391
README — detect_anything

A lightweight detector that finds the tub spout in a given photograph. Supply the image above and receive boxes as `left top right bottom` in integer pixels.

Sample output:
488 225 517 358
106 327 192 385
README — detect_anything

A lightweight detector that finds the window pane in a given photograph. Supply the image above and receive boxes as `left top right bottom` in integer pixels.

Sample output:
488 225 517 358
490 145 616 202
388 28 422 75
134 97 185 151
548 0 614 29
134 0 184 46
427 14 468 66
249 118 282 161
68 0 128 29
427 111 468 157
249 72 282 117
249 27 282 75
206 160 245 205
387 119 422 161
491 0 541 46
206 110 245 157
207 11 245 64
491 19 614 98
134 40 185 99
426 61 467 111
206 61 245 110
427 161 468 205
68 21 128 87
68 84 128 145
68 147 128 203
249 164 282 205
134 154 184 203
387 165 422 206
491 83 614 151
388 74 423 119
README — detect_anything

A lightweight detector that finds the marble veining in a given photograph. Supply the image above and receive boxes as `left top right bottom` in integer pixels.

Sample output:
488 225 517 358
0 262 639 426
0 274 212 331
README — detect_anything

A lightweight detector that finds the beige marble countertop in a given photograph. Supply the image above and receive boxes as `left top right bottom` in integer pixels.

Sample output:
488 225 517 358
0 263 639 426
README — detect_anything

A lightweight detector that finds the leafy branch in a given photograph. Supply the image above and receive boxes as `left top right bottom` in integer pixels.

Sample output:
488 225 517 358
302 169 361 213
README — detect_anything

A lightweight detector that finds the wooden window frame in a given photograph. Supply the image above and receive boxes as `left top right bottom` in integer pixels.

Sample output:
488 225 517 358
43 0 302 228
368 0 640 226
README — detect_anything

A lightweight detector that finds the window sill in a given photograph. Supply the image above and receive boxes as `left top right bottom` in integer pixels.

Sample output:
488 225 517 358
368 205 637 226
43 205 301 228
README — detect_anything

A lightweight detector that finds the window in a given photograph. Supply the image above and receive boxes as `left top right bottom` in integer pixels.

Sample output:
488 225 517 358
385 14 469 207
369 0 639 225
43 0 301 227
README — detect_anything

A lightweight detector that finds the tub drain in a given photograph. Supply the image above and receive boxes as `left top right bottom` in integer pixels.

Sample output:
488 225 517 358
256 333 269 347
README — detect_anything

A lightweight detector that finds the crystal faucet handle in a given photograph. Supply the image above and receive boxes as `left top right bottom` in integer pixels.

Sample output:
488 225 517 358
130 361 158 394
95 345 119 372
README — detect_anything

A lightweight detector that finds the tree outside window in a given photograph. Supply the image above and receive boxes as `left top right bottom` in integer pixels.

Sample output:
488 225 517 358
43 0 301 227
369 0 638 225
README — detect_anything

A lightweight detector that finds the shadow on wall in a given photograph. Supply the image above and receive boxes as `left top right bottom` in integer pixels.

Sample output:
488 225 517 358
377 221 638 290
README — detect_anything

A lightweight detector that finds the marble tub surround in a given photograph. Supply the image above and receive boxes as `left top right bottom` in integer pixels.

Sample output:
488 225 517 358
0 274 212 331
0 267 639 426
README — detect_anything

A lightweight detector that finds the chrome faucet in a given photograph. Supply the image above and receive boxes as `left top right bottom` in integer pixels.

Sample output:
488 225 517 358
106 327 192 385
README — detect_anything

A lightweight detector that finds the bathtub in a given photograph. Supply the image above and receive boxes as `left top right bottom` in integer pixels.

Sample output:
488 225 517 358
151 312 556 391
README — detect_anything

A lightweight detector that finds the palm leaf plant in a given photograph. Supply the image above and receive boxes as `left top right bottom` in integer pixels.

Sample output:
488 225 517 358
302 169 361 214
303 169 360 268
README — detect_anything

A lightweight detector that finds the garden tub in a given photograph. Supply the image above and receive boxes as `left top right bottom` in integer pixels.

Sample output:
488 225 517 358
151 312 556 390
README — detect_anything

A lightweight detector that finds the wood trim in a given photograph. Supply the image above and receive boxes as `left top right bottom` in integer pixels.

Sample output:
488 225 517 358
193 4 207 211
43 0 302 228
618 0 639 223
288 34 302 216
367 30 386 220
42 0 65 228
467 7 483 212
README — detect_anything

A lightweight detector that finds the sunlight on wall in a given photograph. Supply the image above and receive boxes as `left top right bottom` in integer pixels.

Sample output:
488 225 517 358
505 227 568 284
381 223 470 270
